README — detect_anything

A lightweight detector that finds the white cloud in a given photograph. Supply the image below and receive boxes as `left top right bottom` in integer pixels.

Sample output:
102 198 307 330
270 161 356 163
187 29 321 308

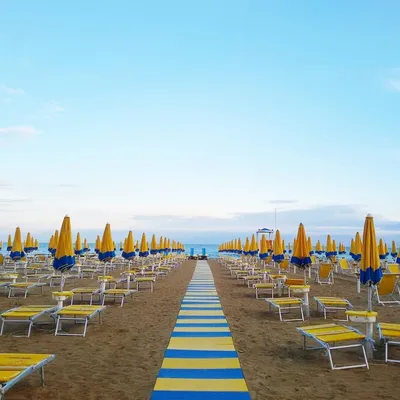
0 84 25 95
0 126 38 135
387 79 400 92
43 101 65 119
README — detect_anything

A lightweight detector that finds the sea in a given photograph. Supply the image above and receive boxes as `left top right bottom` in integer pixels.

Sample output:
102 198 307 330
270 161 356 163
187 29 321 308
0 243 221 258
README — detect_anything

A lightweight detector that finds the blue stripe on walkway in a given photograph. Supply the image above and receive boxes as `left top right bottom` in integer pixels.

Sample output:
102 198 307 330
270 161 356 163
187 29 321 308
158 368 244 379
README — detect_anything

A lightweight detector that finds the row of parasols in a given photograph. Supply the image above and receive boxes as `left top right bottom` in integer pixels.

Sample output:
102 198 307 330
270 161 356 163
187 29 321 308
4 216 185 272
219 215 384 288
219 230 399 264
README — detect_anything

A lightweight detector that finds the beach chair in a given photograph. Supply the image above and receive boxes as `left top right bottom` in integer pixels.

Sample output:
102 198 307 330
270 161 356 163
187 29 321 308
278 259 290 273
7 282 46 298
297 323 368 370
0 305 57 337
101 288 136 307
339 258 353 274
253 282 275 299
373 274 400 306
385 264 400 274
265 297 304 322
70 288 101 305
314 297 353 321
244 275 262 287
0 353 55 399
54 305 106 337
377 323 400 363
135 277 155 292
283 279 305 296
314 264 334 285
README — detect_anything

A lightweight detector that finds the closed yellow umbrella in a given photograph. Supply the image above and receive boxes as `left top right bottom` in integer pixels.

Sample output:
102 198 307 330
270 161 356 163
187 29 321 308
385 242 389 257
122 231 135 260
290 223 311 268
282 239 286 254
95 235 101 254
113 241 117 251
24 232 32 253
243 237 250 256
273 230 284 263
163 237 168 253
259 235 268 259
288 242 292 254
315 240 322 254
150 234 158 255
166 238 171 253
53 215 75 290
378 238 386 260
326 235 334 257
353 232 362 261
10 227 24 261
159 236 164 252
139 233 149 257
7 234 12 251
35 239 39 250
360 214 382 307
75 232 83 255
307 237 313 255
48 235 54 253
391 240 398 258
237 238 243 255
135 240 139 252
250 234 258 256
83 238 89 252
332 240 337 256
99 223 115 262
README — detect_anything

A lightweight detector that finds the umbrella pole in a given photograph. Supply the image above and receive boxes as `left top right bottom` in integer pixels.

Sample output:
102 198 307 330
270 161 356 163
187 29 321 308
60 273 65 291
365 283 374 359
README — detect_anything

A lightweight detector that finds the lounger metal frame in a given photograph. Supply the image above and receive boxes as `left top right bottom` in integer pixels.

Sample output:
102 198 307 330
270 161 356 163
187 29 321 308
101 289 136 307
54 306 106 337
377 323 400 364
0 306 57 337
7 283 46 298
0 353 55 400
297 325 369 370
314 297 353 321
266 298 304 322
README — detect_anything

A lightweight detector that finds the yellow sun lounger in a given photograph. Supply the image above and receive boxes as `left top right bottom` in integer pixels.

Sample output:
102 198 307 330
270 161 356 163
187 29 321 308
7 282 46 298
243 275 262 287
314 297 353 321
297 323 368 370
135 277 155 292
54 305 106 337
373 274 400 306
0 353 55 400
0 305 57 337
314 264 334 285
70 288 101 305
253 282 275 299
377 322 400 363
101 288 136 307
265 297 304 322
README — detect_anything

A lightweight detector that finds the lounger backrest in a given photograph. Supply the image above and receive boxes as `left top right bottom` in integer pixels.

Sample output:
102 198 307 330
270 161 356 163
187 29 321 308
311 255 317 264
285 278 305 286
266 256 272 264
280 259 289 270
340 259 350 270
377 274 398 295
387 264 400 274
319 264 332 278
0 254 4 265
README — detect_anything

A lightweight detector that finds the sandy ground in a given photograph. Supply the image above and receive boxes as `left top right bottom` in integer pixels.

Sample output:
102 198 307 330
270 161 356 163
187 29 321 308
0 260 196 400
209 260 400 400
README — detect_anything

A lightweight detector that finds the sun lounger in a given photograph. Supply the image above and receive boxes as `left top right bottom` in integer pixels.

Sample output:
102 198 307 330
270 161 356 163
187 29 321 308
283 279 305 295
0 306 57 337
54 305 106 337
23 274 51 283
243 275 262 287
314 263 334 285
0 353 55 399
339 258 353 274
70 288 101 305
314 297 353 320
377 322 400 363
373 274 400 306
135 277 155 292
297 323 368 370
7 282 46 298
265 297 304 322
101 289 136 307
385 264 400 274
253 282 275 299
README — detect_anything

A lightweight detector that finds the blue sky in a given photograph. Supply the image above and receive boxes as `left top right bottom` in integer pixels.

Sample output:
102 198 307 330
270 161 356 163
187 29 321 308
1 1 400 242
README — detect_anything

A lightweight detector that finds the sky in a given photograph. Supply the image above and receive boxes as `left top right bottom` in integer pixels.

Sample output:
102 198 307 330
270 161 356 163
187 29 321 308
1 1 400 243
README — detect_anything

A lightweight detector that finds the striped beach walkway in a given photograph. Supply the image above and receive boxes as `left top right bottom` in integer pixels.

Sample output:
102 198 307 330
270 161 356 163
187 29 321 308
151 260 250 399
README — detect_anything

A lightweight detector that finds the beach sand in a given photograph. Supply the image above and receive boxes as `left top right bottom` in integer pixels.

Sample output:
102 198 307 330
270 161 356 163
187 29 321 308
0 260 196 400
209 260 400 400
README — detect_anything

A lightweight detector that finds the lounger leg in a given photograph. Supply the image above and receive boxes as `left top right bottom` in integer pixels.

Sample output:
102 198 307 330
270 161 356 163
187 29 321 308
327 348 335 370
55 317 60 336
0 320 4 336
27 321 33 337
385 342 388 363
24 290 28 298
40 367 45 386
83 319 88 337
121 297 124 307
